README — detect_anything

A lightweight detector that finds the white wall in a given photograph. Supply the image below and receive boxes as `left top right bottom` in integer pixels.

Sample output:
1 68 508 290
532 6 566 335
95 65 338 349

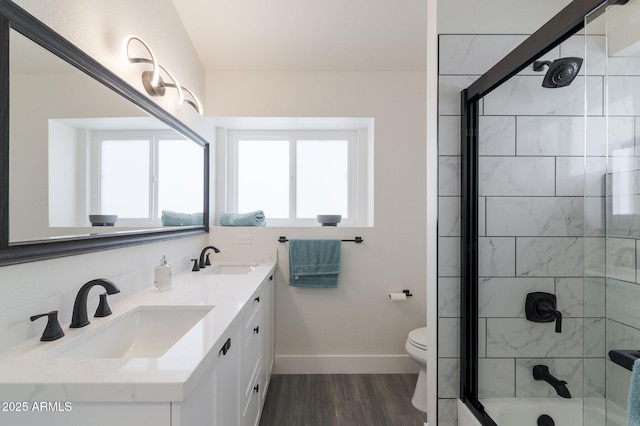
206 70 427 372
437 0 571 34
14 0 209 137
426 0 439 419
0 0 212 351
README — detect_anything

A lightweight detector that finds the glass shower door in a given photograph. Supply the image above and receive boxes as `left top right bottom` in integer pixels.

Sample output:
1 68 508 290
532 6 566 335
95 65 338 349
582 7 609 426
475 31 590 423
457 2 639 425
585 3 640 425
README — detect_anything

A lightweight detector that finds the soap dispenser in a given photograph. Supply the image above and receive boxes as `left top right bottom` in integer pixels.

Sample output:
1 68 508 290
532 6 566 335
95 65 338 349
154 255 172 291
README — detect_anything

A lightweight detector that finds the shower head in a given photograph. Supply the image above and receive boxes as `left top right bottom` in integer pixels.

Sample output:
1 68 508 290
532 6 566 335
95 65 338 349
533 57 583 88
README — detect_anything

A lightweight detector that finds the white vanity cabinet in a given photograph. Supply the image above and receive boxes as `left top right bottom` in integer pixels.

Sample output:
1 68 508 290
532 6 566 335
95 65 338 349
173 273 275 426
241 274 274 426
171 319 242 426
0 264 276 426
216 324 243 426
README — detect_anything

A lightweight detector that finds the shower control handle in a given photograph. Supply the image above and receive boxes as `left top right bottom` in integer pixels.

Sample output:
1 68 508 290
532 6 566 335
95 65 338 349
553 310 562 333
538 303 562 333
525 292 563 333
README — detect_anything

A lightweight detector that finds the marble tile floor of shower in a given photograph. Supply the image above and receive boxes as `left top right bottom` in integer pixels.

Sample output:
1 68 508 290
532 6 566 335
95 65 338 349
259 374 427 426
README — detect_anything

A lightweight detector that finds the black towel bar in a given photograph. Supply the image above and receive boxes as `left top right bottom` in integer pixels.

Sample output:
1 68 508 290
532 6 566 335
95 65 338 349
609 349 640 371
278 236 363 244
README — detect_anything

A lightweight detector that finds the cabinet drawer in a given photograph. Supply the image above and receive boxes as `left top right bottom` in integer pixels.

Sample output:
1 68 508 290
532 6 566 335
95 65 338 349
244 302 263 346
242 362 262 426
244 289 264 337
243 315 261 397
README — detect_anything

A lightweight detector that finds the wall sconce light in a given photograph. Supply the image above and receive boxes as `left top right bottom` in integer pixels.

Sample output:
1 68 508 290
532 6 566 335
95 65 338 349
122 35 203 115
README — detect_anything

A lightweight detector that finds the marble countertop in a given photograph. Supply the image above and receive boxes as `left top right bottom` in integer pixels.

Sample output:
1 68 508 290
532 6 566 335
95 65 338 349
0 253 277 403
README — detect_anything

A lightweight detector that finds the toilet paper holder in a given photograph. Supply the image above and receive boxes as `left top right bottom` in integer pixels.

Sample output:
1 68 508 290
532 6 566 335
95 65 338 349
388 290 413 301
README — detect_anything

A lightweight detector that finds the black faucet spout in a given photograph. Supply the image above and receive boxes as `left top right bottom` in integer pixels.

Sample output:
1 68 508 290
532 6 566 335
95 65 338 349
199 245 220 269
533 365 571 398
70 278 120 328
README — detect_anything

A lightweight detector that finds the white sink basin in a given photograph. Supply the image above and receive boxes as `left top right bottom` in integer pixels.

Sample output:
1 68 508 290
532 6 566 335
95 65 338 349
51 305 214 359
207 263 258 275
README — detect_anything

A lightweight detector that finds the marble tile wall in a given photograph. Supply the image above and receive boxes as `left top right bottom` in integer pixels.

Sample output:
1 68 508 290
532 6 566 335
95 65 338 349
437 34 617 426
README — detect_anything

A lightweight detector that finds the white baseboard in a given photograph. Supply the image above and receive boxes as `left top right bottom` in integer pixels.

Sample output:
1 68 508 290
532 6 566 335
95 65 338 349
272 354 419 374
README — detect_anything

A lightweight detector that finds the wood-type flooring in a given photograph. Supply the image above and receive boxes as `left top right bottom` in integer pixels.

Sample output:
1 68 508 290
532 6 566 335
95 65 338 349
259 374 427 426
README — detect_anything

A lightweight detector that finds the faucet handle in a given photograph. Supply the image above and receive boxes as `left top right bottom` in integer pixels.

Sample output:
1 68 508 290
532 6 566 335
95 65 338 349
94 293 113 318
205 253 212 267
191 258 200 271
553 310 562 333
30 310 65 341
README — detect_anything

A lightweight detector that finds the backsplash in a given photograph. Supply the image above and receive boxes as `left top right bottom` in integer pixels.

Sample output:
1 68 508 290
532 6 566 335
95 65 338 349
0 235 208 352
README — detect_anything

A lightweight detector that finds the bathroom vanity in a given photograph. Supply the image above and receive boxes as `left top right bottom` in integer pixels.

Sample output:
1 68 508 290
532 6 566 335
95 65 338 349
0 259 276 426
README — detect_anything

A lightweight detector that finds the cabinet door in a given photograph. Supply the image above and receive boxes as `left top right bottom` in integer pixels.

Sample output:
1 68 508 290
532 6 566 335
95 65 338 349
172 362 215 425
243 362 262 426
215 322 242 426
174 322 242 426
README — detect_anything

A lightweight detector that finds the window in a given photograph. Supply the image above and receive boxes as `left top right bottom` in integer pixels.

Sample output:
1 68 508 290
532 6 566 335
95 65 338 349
91 130 203 226
227 129 362 226
99 138 151 219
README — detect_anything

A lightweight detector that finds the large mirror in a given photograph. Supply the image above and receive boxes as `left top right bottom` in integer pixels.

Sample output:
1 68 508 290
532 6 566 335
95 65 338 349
0 2 209 265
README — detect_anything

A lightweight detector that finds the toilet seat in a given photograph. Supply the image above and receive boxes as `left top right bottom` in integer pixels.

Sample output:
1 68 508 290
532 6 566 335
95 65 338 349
408 327 427 350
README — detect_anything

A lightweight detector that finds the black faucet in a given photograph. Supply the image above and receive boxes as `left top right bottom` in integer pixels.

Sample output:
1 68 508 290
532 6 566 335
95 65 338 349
70 279 120 328
198 245 220 269
533 365 571 398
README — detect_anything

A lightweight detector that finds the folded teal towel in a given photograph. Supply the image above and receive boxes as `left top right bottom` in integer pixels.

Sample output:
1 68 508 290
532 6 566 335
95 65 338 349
220 211 266 227
289 239 341 288
162 210 203 226
629 358 640 426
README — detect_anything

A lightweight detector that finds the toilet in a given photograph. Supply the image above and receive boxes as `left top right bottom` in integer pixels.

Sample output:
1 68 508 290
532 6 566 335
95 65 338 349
405 326 427 413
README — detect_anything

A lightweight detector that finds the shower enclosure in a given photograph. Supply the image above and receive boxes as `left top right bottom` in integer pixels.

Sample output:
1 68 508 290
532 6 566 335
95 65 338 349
458 0 640 424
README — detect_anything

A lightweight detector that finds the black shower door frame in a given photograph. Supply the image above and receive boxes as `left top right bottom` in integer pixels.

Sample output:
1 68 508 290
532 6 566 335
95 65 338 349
458 0 625 424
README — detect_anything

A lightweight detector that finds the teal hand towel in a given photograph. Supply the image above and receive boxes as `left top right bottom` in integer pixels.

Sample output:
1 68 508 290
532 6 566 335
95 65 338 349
629 358 640 426
162 210 203 226
220 211 266 226
289 239 341 288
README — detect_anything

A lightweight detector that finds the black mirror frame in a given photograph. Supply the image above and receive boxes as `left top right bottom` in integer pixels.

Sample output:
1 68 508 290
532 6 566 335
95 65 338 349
0 1 209 267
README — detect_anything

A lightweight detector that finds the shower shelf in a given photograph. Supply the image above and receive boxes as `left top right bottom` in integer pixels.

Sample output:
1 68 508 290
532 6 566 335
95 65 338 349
609 350 640 371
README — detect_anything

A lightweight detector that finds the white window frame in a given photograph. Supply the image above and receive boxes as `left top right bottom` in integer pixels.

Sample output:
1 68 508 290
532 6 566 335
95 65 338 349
227 129 359 227
90 129 187 227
